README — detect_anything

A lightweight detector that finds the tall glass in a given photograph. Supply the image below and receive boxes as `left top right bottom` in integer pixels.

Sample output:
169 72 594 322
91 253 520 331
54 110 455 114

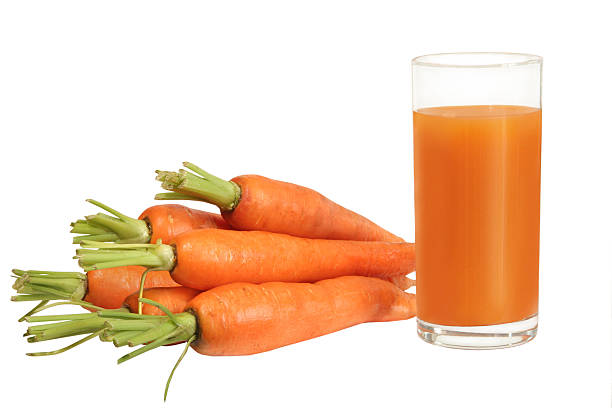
412 53 542 349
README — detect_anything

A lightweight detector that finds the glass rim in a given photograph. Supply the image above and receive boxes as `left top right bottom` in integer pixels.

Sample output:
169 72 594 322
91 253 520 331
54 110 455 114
412 52 542 69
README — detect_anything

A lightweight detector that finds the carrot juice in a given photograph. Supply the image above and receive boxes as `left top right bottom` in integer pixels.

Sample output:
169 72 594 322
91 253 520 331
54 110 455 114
414 105 541 327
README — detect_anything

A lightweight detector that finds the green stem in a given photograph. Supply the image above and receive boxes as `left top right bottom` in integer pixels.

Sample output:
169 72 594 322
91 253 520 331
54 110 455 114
97 310 165 319
126 320 178 347
22 301 196 360
18 300 49 322
117 327 184 364
27 329 107 357
103 319 161 332
154 192 206 201
26 313 98 323
13 269 85 279
21 300 198 401
111 330 142 347
12 294 69 302
11 270 87 303
70 199 151 244
27 300 106 314
137 269 151 314
70 221 110 235
27 317 108 341
75 240 176 272
138 298 181 326
165 335 196 401
155 162 241 211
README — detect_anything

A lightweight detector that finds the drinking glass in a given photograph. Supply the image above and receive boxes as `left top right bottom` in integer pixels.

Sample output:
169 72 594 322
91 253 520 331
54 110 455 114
412 52 542 349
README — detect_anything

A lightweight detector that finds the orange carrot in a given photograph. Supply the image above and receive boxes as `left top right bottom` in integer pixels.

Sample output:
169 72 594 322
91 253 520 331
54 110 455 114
24 277 415 357
69 200 412 290
124 287 200 316
23 276 415 400
140 204 229 243
11 266 179 310
71 200 229 245
155 162 403 242
186 276 416 356
76 229 416 291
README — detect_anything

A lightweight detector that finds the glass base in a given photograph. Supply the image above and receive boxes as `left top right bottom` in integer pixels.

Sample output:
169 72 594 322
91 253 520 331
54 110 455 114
417 314 537 350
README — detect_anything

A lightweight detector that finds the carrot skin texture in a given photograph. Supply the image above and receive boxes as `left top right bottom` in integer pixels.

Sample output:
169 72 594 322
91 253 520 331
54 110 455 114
124 287 201 315
84 266 180 309
170 229 415 290
382 274 416 291
139 204 229 244
188 276 416 356
225 175 404 242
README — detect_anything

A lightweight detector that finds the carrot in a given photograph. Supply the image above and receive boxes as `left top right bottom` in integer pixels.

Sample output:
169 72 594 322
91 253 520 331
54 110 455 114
382 274 416 291
185 276 416 355
71 200 412 291
22 276 415 399
11 266 179 312
155 162 404 242
70 199 229 245
124 287 200 316
75 229 416 291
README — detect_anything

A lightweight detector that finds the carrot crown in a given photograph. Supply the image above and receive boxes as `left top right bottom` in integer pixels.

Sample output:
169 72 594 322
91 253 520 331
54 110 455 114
12 269 87 303
22 300 195 360
75 240 176 272
22 299 197 401
11 269 89 322
70 199 152 244
155 162 241 211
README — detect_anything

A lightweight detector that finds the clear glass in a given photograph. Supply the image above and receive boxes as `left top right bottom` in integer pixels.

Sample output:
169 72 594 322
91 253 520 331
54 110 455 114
412 52 542 349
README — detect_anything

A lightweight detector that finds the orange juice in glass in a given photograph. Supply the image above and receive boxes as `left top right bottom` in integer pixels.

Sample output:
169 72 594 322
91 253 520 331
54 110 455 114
412 53 542 349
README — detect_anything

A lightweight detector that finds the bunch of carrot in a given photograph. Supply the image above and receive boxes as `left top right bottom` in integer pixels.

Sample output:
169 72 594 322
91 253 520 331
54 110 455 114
11 162 416 400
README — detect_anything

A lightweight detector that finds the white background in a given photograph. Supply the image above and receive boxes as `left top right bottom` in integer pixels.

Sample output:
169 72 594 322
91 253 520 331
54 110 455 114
1 1 611 407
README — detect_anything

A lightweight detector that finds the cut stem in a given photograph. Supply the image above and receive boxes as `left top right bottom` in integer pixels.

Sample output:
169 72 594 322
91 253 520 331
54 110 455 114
70 199 151 244
155 162 241 211
27 317 108 342
75 240 176 272
112 330 142 347
11 270 87 303
21 301 196 362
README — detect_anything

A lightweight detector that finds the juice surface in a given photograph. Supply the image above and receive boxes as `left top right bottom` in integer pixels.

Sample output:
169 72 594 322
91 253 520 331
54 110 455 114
413 105 541 326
